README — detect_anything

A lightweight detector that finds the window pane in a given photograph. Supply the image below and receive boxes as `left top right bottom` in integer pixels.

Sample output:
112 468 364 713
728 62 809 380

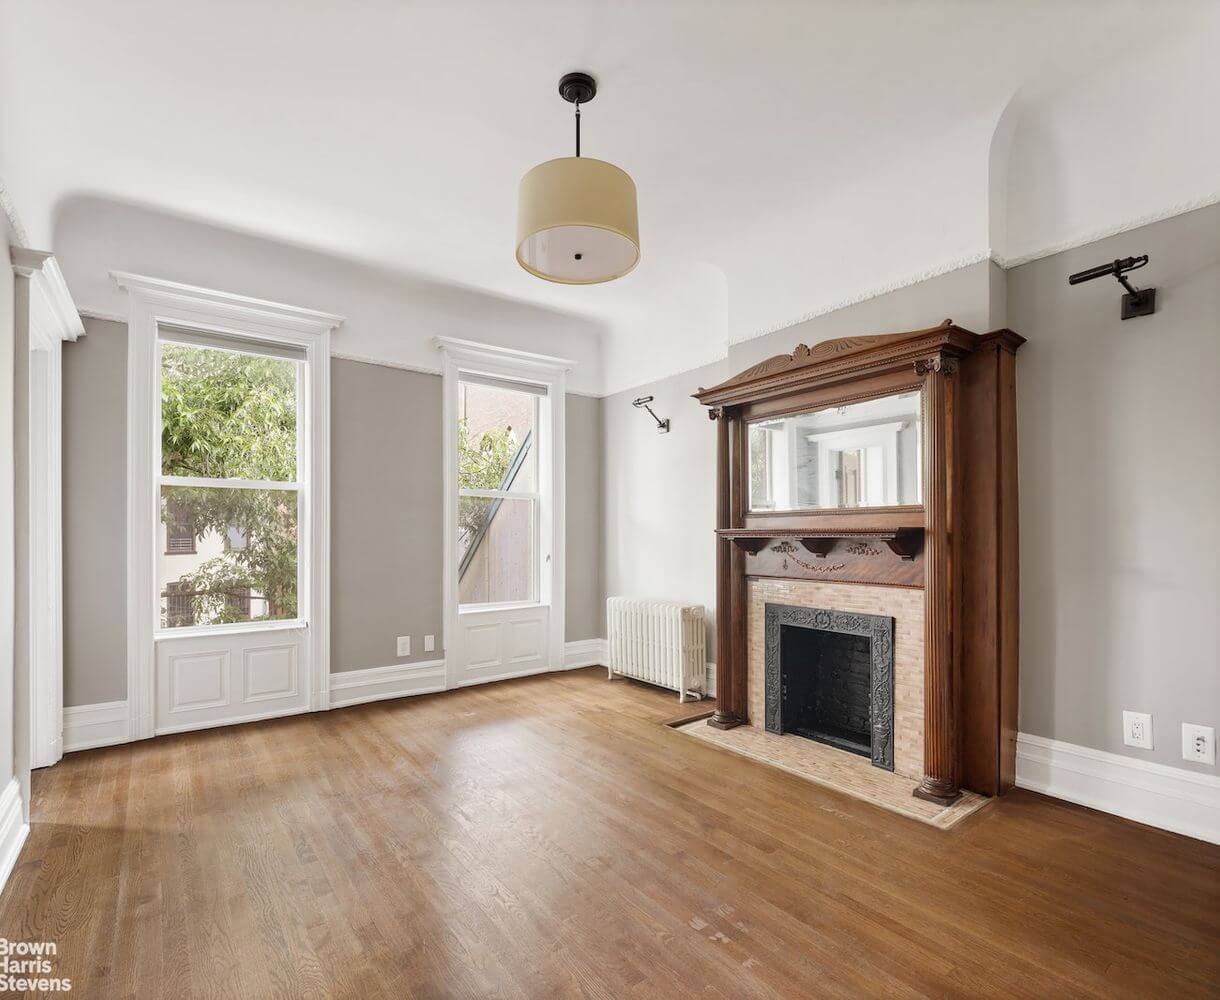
457 496 535 606
457 381 536 494
159 485 298 629
160 341 299 481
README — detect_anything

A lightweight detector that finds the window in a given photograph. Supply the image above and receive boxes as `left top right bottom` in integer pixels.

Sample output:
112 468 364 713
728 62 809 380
164 581 196 628
164 498 197 554
156 329 304 630
456 375 543 607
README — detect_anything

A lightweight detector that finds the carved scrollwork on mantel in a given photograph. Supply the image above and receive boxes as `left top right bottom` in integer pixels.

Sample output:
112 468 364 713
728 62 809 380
769 541 847 574
914 356 959 377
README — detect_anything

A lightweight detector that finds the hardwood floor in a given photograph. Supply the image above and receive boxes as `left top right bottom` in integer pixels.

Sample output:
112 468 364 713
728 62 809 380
2 667 1218 999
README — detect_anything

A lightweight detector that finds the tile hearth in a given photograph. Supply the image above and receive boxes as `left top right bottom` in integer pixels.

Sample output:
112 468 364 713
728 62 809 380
678 720 988 829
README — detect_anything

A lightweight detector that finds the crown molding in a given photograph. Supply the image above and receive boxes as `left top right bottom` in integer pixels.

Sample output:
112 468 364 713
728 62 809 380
994 191 1220 269
729 250 993 348
110 270 345 336
11 247 85 342
0 177 30 246
78 307 129 325
330 351 442 377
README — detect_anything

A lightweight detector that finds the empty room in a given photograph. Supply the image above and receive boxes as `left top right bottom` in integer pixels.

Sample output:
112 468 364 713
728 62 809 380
0 1 1218 996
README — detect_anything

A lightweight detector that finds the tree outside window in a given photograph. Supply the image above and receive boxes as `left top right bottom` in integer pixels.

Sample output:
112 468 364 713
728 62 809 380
158 341 300 628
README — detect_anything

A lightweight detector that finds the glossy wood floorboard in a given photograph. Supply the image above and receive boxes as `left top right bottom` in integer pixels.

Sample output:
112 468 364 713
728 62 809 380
2 668 1217 999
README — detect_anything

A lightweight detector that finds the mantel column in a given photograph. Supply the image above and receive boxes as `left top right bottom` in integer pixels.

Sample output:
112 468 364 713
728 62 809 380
914 357 961 805
708 407 745 729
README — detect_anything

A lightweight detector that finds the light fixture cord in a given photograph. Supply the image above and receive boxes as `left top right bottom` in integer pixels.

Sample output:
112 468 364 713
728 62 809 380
575 101 581 157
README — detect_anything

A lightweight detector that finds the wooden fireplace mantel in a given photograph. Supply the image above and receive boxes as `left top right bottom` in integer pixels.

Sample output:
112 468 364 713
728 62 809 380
694 319 1025 802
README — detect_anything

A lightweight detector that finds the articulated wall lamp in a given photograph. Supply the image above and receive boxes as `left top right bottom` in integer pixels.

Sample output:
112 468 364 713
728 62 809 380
632 396 670 433
1068 254 1157 320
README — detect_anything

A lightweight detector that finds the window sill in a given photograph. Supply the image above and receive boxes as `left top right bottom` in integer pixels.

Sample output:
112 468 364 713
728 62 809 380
155 619 308 642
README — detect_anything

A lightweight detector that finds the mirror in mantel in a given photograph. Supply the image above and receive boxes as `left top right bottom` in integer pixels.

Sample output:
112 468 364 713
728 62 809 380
747 390 922 512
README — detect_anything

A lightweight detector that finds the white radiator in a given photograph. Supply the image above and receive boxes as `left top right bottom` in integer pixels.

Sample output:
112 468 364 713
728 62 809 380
606 597 707 702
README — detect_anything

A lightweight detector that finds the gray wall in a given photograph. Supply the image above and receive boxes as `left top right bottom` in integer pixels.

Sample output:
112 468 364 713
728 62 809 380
0 221 15 782
63 318 128 705
330 360 443 671
329 362 604 668
602 361 727 653
61 341 604 698
1010 202 1220 771
565 393 603 642
726 260 995 372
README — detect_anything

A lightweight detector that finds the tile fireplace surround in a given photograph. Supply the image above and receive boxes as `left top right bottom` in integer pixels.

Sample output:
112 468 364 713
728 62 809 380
678 577 989 829
750 579 924 780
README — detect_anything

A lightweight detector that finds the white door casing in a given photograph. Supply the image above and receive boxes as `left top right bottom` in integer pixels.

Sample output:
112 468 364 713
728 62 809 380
437 336 569 688
115 272 342 738
12 249 83 776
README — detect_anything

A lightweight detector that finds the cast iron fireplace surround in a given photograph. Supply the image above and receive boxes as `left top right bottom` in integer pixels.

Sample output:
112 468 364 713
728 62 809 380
764 603 895 771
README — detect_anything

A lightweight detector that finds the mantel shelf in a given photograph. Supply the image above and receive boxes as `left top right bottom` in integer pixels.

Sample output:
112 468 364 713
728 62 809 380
716 526 924 560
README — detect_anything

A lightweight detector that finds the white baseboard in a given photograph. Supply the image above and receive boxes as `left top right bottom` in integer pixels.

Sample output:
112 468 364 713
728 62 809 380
1016 732 1220 845
55 639 666 749
562 638 606 669
329 658 448 708
0 778 29 897
64 700 130 752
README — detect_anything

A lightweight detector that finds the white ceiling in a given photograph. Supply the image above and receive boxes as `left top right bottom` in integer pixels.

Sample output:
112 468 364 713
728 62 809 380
3 1 1217 394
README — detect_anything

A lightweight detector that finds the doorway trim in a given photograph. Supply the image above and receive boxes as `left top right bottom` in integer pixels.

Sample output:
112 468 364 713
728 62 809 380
11 248 83 783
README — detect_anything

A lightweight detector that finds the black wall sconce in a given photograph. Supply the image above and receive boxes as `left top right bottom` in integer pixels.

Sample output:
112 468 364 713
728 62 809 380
1068 254 1156 320
632 395 670 433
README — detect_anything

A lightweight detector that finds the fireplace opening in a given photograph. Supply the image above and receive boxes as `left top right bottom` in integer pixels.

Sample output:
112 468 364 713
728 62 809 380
780 626 873 757
764 604 895 771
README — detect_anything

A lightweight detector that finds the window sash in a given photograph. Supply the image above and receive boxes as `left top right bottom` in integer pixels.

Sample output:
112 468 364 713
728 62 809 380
458 487 540 502
155 332 307 634
454 378 542 610
160 474 301 491
457 494 539 608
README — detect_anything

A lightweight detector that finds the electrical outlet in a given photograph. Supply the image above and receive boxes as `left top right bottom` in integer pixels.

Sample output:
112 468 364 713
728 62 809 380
1123 710 1153 749
396 635 411 657
1181 723 1215 765
424 634 435 653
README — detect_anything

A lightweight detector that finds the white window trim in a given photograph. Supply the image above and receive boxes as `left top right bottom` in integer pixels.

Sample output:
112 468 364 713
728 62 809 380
436 336 572 682
115 271 343 741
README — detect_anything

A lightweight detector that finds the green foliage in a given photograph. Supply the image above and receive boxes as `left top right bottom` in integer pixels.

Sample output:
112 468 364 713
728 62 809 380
160 344 299 627
160 343 296 480
457 419 519 554
164 487 298 624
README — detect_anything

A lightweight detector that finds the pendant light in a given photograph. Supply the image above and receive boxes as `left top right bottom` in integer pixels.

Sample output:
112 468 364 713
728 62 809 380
516 72 640 284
